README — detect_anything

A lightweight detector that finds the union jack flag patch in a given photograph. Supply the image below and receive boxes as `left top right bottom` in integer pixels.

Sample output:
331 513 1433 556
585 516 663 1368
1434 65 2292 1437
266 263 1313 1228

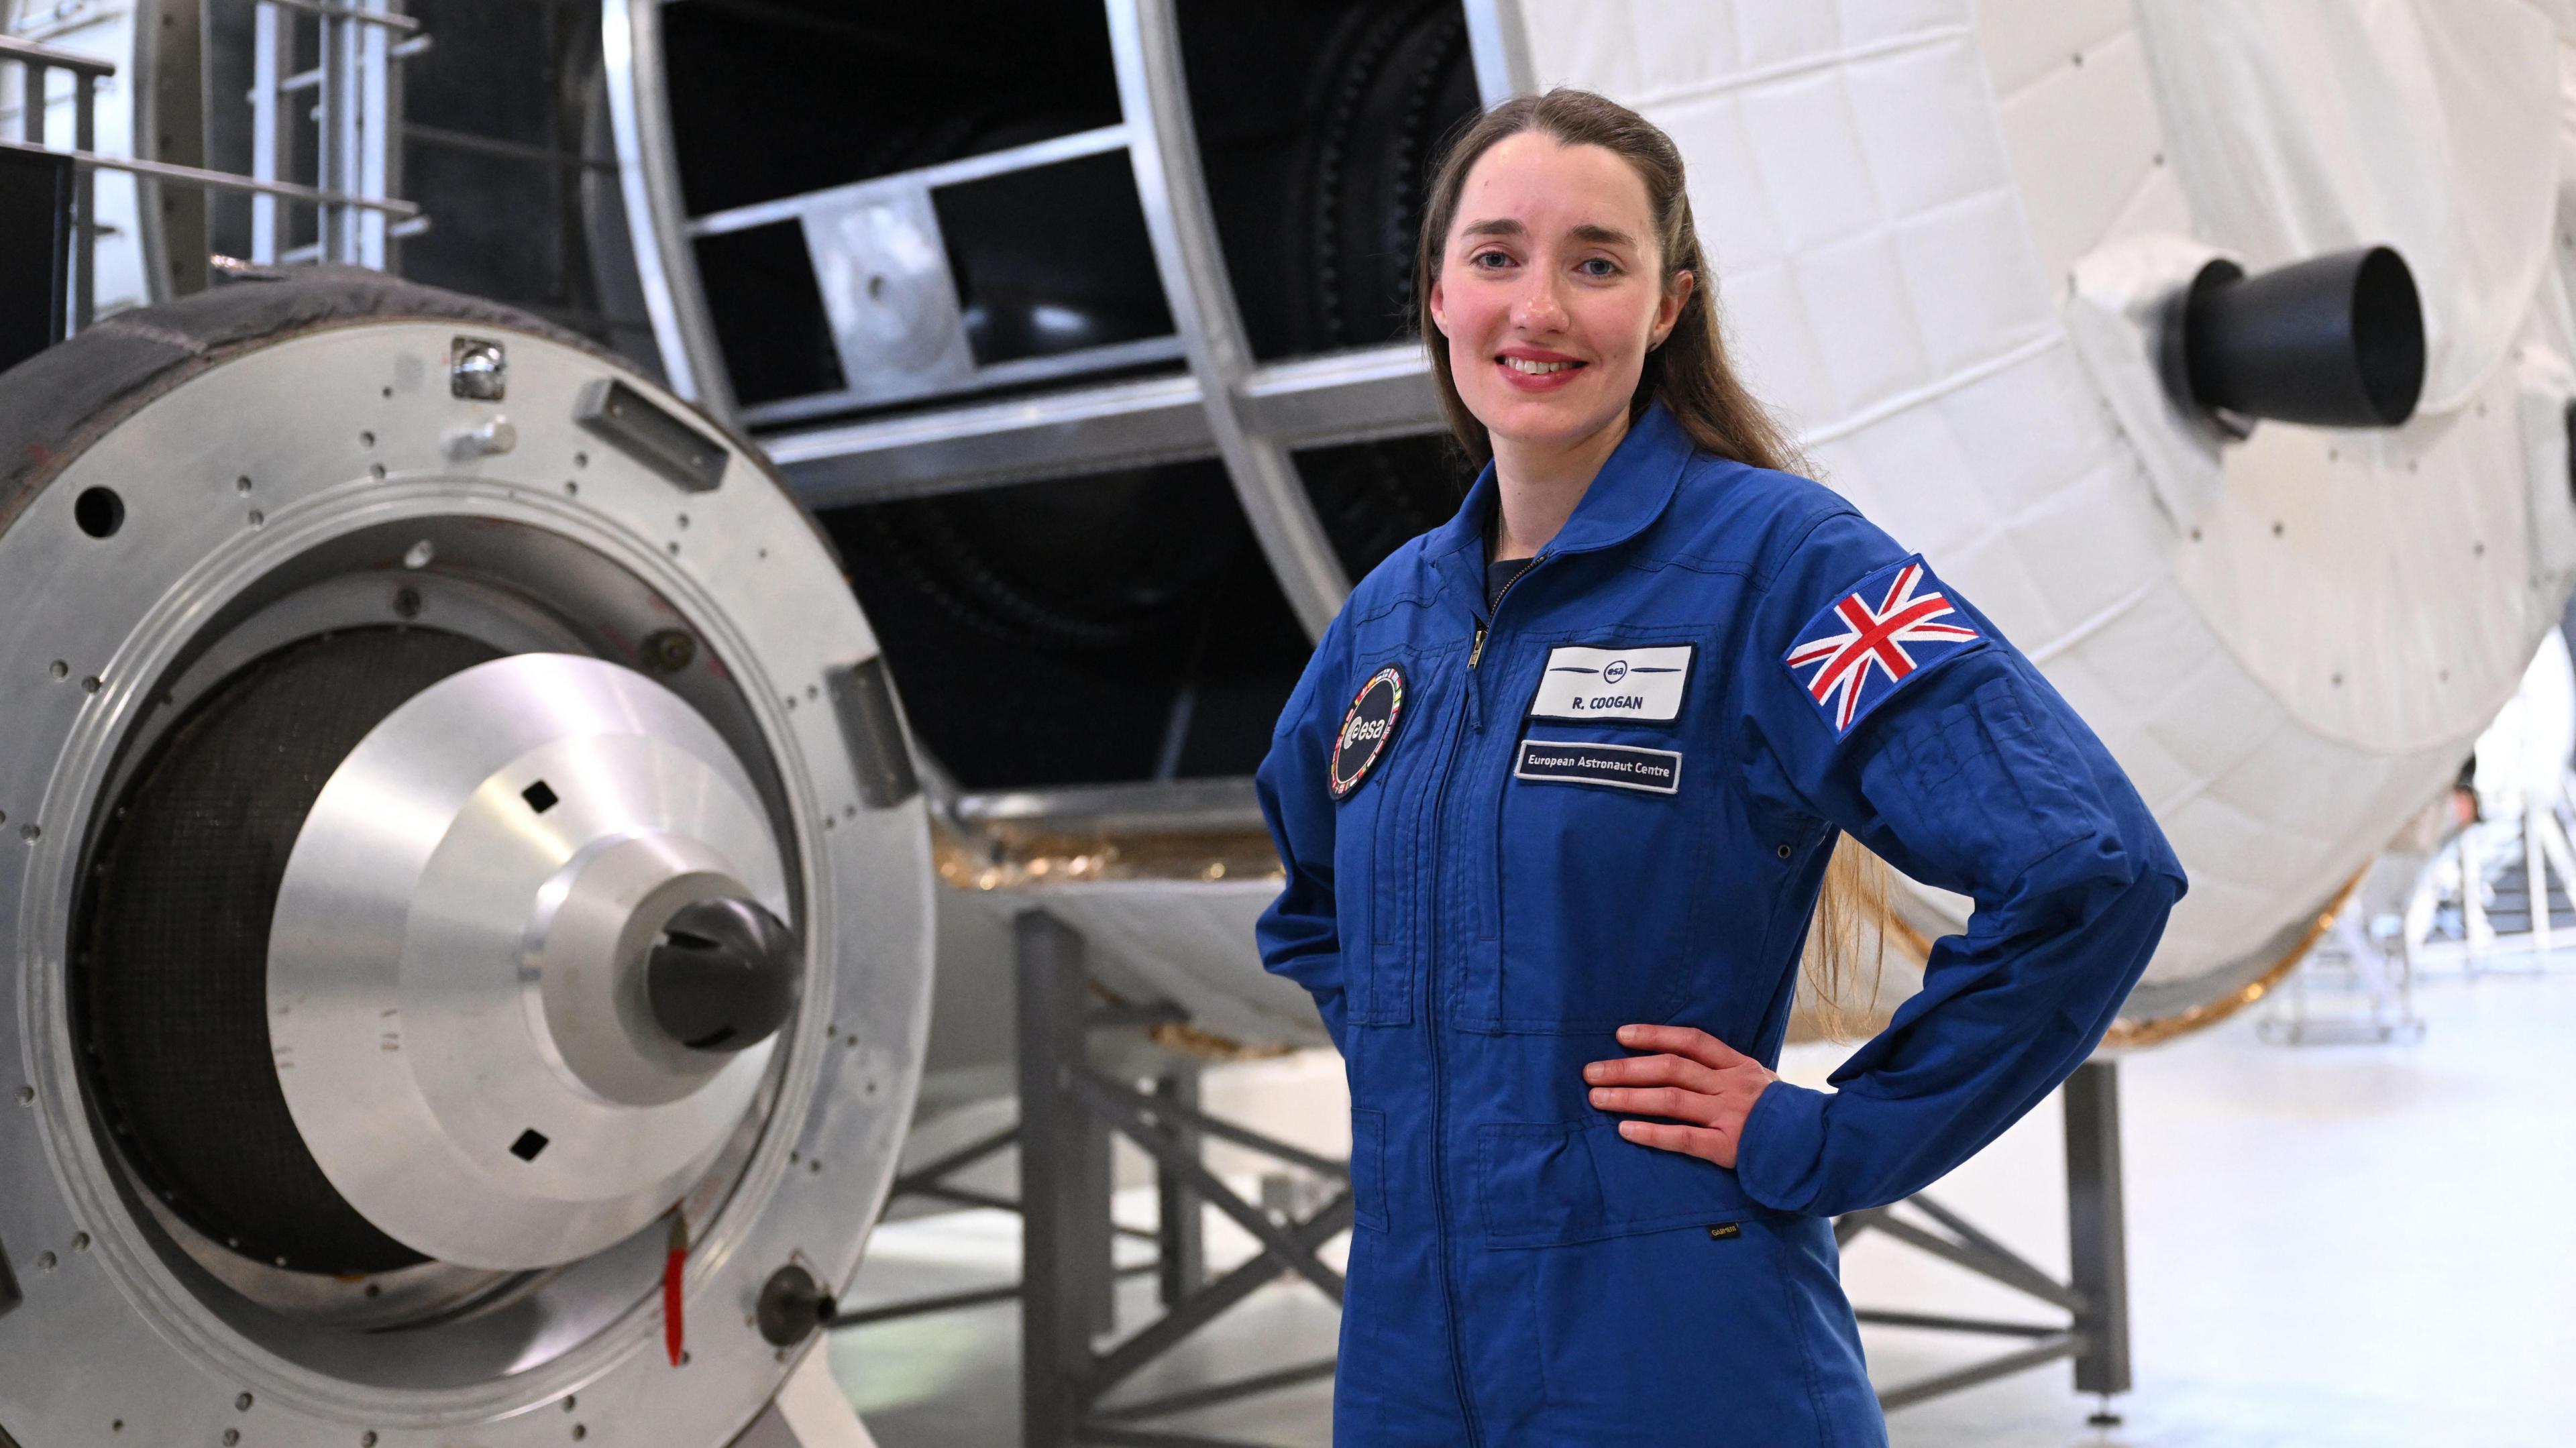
1782 556 1985 735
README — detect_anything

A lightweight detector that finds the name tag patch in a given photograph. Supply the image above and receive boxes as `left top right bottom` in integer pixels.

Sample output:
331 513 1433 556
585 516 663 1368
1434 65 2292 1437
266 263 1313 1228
1514 739 1682 795
1528 644 1692 722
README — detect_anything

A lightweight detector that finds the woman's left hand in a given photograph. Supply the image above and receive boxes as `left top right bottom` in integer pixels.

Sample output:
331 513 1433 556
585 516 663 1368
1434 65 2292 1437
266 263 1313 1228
1584 1023 1778 1168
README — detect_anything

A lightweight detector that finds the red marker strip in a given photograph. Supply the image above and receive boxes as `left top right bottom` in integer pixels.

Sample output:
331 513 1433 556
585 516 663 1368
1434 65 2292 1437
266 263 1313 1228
663 1211 689 1366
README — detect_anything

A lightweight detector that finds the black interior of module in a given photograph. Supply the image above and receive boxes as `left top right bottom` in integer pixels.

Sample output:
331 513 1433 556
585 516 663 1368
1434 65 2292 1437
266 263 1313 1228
769 4 1479 789
1181 0 1481 361
74 628 500 1276
661 0 1124 217
663 3 1483 789
930 152 1175 368
0 144 71 377
820 460 1316 790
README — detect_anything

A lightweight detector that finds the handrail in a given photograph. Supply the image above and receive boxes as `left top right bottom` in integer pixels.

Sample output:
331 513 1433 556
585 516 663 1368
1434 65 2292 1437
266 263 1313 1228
257 0 419 35
0 139 424 219
0 34 117 80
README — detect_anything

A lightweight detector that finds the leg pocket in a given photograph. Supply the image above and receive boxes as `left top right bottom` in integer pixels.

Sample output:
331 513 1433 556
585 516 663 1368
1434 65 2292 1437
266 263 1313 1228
1525 1224 1825 1437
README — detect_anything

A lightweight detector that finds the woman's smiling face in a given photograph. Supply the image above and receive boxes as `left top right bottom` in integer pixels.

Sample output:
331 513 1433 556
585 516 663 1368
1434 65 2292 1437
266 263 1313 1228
1430 131 1690 461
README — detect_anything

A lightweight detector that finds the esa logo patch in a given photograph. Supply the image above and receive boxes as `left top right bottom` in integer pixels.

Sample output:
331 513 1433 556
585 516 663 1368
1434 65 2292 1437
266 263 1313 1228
1782 555 1984 734
1329 664 1407 800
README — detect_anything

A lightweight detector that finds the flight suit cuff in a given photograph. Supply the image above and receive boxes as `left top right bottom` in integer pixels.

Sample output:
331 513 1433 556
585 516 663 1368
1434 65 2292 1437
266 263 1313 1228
1737 1078 1829 1213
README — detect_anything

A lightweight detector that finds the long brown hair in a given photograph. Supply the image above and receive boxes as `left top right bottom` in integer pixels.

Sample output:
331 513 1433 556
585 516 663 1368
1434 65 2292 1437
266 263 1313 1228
1415 87 1888 1035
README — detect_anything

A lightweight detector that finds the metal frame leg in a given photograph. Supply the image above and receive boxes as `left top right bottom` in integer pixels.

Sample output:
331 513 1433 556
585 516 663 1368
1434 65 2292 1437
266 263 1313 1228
2063 1058 2131 1415
1005 910 1347 1447
1154 1071 1204 1307
1840 1062 2133 1424
1016 909 1096 1448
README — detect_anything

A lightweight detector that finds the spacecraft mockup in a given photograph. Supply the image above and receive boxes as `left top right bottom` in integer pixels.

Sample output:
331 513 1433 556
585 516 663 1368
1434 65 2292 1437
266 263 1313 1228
2 0 2571 1443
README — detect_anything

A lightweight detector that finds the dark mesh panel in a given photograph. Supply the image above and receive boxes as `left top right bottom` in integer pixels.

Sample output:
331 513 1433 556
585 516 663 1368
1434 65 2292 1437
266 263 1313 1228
76 628 501 1274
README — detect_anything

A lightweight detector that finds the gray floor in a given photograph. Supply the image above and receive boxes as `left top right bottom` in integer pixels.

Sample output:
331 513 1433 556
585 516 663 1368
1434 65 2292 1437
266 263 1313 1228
827 964 2576 1446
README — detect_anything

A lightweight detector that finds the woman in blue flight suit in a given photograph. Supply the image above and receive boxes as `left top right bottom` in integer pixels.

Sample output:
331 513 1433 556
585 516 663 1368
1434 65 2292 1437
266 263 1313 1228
1254 90 2186 1445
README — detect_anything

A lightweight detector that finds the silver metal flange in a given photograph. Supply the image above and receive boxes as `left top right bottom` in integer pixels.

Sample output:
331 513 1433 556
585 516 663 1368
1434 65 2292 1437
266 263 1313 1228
0 282 933 1446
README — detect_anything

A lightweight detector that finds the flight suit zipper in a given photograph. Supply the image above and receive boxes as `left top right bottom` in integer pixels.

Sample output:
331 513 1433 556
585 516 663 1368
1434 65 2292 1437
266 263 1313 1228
1427 553 1544 1441
1467 551 1543 672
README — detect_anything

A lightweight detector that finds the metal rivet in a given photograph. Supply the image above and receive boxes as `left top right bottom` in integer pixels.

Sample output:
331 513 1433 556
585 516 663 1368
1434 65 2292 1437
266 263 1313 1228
564 1396 577 1412
564 480 580 496
246 510 264 529
405 541 435 569
71 1233 89 1252
1775 844 1792 859
21 824 41 842
235 476 253 494
359 431 376 449
574 451 589 468
48 660 67 679
237 1392 254 1411
362 1434 378 1446
13 1086 31 1105
392 588 422 620
36 1251 56 1271
80 675 101 693
223 1431 239 1447
369 463 387 480
572 1426 586 1441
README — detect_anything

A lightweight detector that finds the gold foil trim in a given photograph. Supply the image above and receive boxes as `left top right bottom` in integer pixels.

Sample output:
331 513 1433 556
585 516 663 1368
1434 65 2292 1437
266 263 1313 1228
932 820 1283 893
1146 1019 1299 1062
2098 870 2365 1051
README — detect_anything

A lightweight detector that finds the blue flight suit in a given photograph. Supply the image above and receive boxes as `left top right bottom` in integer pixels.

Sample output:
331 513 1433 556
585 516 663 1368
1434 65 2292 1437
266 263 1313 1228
1254 402 2186 1445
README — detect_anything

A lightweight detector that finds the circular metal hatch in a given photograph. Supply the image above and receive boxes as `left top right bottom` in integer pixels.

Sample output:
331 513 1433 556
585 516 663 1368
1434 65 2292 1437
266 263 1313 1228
0 273 932 1446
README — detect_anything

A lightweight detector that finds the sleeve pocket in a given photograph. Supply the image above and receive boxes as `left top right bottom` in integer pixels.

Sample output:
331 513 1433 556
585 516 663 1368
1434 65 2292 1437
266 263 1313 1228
1350 1107 1389 1231
1474 1120 1766 1248
1859 672 2106 899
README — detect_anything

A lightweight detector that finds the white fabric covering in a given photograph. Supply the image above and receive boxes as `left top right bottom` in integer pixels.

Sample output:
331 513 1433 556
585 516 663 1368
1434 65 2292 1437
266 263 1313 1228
1515 0 2575 1014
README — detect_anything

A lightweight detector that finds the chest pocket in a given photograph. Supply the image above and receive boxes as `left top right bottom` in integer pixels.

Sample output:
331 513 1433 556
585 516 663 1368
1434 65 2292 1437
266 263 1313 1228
1477 635 1713 1034
1329 645 1457 1026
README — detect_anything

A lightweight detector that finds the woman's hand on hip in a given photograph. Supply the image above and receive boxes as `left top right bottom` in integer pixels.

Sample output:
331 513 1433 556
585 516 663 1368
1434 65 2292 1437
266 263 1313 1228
1583 1023 1778 1168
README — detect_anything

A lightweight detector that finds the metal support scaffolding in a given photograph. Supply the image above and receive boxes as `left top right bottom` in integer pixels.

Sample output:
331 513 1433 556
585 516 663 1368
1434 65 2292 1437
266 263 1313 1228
1842 1058 2132 1420
3 7 421 353
1016 910 1352 1448
844 913 2132 1437
253 0 411 267
1 32 109 335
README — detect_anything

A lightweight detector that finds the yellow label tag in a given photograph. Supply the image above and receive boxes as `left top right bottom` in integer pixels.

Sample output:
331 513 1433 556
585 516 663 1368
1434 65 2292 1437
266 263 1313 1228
1707 1223 1741 1240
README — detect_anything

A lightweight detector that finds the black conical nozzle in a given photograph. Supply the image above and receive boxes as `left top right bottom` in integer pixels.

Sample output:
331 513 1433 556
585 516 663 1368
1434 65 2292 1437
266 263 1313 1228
2162 245 2426 433
645 896 802 1053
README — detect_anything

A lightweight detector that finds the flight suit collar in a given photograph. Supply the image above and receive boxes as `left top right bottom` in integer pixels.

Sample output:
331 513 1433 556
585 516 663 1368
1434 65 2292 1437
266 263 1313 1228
1426 401 1695 605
